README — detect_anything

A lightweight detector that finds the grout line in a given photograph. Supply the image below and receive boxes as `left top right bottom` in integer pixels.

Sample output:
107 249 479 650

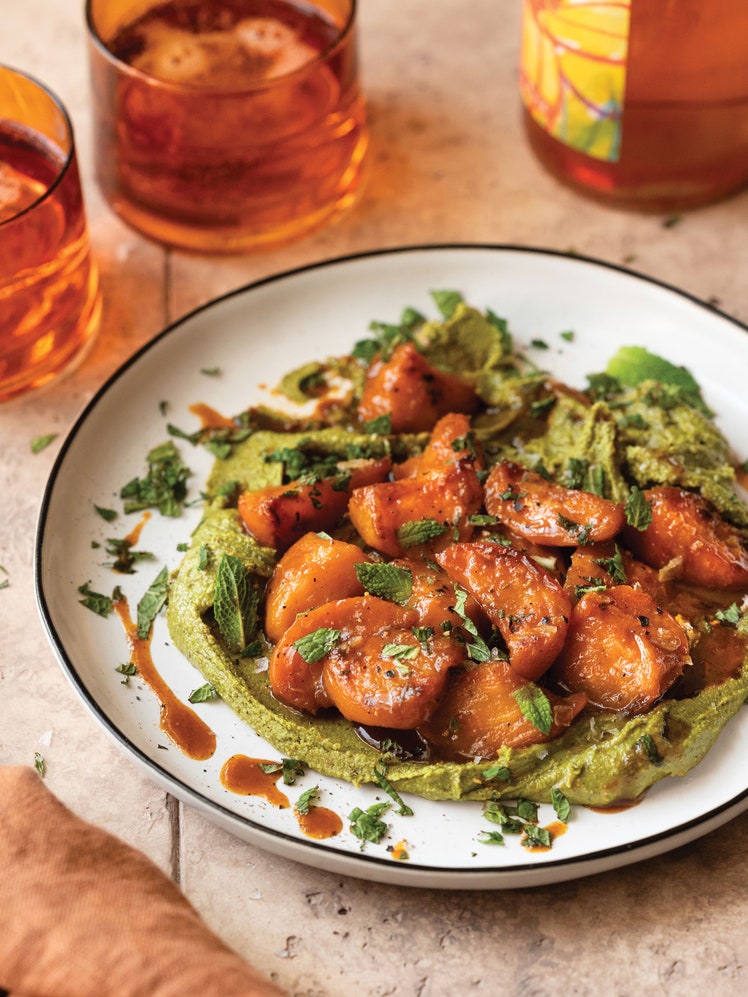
163 247 172 323
166 792 182 885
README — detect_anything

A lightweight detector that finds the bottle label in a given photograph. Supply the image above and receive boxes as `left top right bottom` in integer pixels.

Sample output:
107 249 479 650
519 0 631 162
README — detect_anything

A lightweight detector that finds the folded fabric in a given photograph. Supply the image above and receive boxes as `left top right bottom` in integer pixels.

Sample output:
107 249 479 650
0 766 286 997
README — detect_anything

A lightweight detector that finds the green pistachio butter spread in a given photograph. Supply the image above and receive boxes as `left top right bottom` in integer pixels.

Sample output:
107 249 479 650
166 300 748 805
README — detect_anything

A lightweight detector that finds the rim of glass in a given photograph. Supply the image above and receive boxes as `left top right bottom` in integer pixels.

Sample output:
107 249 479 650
0 64 75 229
85 0 358 95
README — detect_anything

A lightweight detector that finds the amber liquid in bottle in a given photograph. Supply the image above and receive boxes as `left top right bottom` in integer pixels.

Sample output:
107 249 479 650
521 0 748 210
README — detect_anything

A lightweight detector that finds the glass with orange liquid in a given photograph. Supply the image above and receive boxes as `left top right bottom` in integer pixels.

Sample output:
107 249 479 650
0 67 101 403
86 0 368 252
519 0 748 210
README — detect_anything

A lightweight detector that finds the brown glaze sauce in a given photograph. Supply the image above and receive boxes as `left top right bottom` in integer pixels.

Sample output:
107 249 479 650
219 754 290 808
123 510 151 547
588 798 644 815
295 804 343 840
113 595 216 761
188 402 236 431
220 754 343 836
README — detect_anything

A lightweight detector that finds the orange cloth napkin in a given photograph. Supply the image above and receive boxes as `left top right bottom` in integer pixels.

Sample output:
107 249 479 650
0 766 286 997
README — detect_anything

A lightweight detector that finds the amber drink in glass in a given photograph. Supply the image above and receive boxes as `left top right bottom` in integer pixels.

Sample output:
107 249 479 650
86 0 368 252
0 67 100 403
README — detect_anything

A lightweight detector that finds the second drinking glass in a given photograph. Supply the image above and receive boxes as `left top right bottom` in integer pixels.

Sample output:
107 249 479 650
86 0 369 253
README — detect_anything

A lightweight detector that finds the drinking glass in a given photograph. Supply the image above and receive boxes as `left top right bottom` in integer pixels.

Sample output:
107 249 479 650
0 66 101 403
86 0 369 252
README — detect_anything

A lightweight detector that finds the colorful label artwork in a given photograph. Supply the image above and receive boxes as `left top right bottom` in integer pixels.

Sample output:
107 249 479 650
519 0 631 162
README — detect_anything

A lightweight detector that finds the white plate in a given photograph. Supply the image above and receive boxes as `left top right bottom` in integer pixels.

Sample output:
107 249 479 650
35 245 748 889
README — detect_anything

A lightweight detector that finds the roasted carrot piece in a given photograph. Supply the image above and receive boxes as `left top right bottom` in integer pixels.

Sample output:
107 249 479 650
563 541 621 604
623 485 748 588
268 604 340 715
484 459 626 547
419 660 587 760
264 533 370 643
237 456 391 552
552 584 691 715
563 541 667 606
393 412 483 479
358 342 479 433
269 595 464 724
393 556 489 633
436 540 571 681
321 597 464 728
348 459 483 558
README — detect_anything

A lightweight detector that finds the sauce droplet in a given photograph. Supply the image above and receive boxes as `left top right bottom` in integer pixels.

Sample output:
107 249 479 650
113 595 216 761
220 754 290 808
123 510 151 548
389 838 410 861
295 805 343 840
189 402 236 430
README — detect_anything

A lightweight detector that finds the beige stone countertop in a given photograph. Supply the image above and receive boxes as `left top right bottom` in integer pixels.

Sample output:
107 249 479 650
4 2 748 995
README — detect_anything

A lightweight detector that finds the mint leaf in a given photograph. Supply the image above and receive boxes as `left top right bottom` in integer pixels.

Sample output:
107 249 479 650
381 643 419 661
258 758 305 785
213 554 258 654
606 346 711 415
625 486 652 531
431 289 464 319
31 434 57 454
374 762 414 816
78 582 114 617
294 627 341 663
120 441 190 517
188 682 217 704
482 764 510 782
396 518 446 548
477 830 505 845
716 603 742 626
512 683 553 735
136 566 169 639
551 787 571 822
348 802 390 848
593 546 627 585
636 733 664 766
355 561 413 604
363 414 392 435
295 786 318 815
452 585 491 662
522 824 553 849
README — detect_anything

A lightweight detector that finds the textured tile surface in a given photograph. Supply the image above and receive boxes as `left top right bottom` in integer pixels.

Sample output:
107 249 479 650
4 1 748 994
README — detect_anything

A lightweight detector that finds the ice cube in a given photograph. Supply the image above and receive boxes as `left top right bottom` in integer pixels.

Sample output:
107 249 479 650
133 24 214 83
235 18 317 78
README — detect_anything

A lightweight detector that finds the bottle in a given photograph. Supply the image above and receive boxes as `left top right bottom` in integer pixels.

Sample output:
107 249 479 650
519 0 748 211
